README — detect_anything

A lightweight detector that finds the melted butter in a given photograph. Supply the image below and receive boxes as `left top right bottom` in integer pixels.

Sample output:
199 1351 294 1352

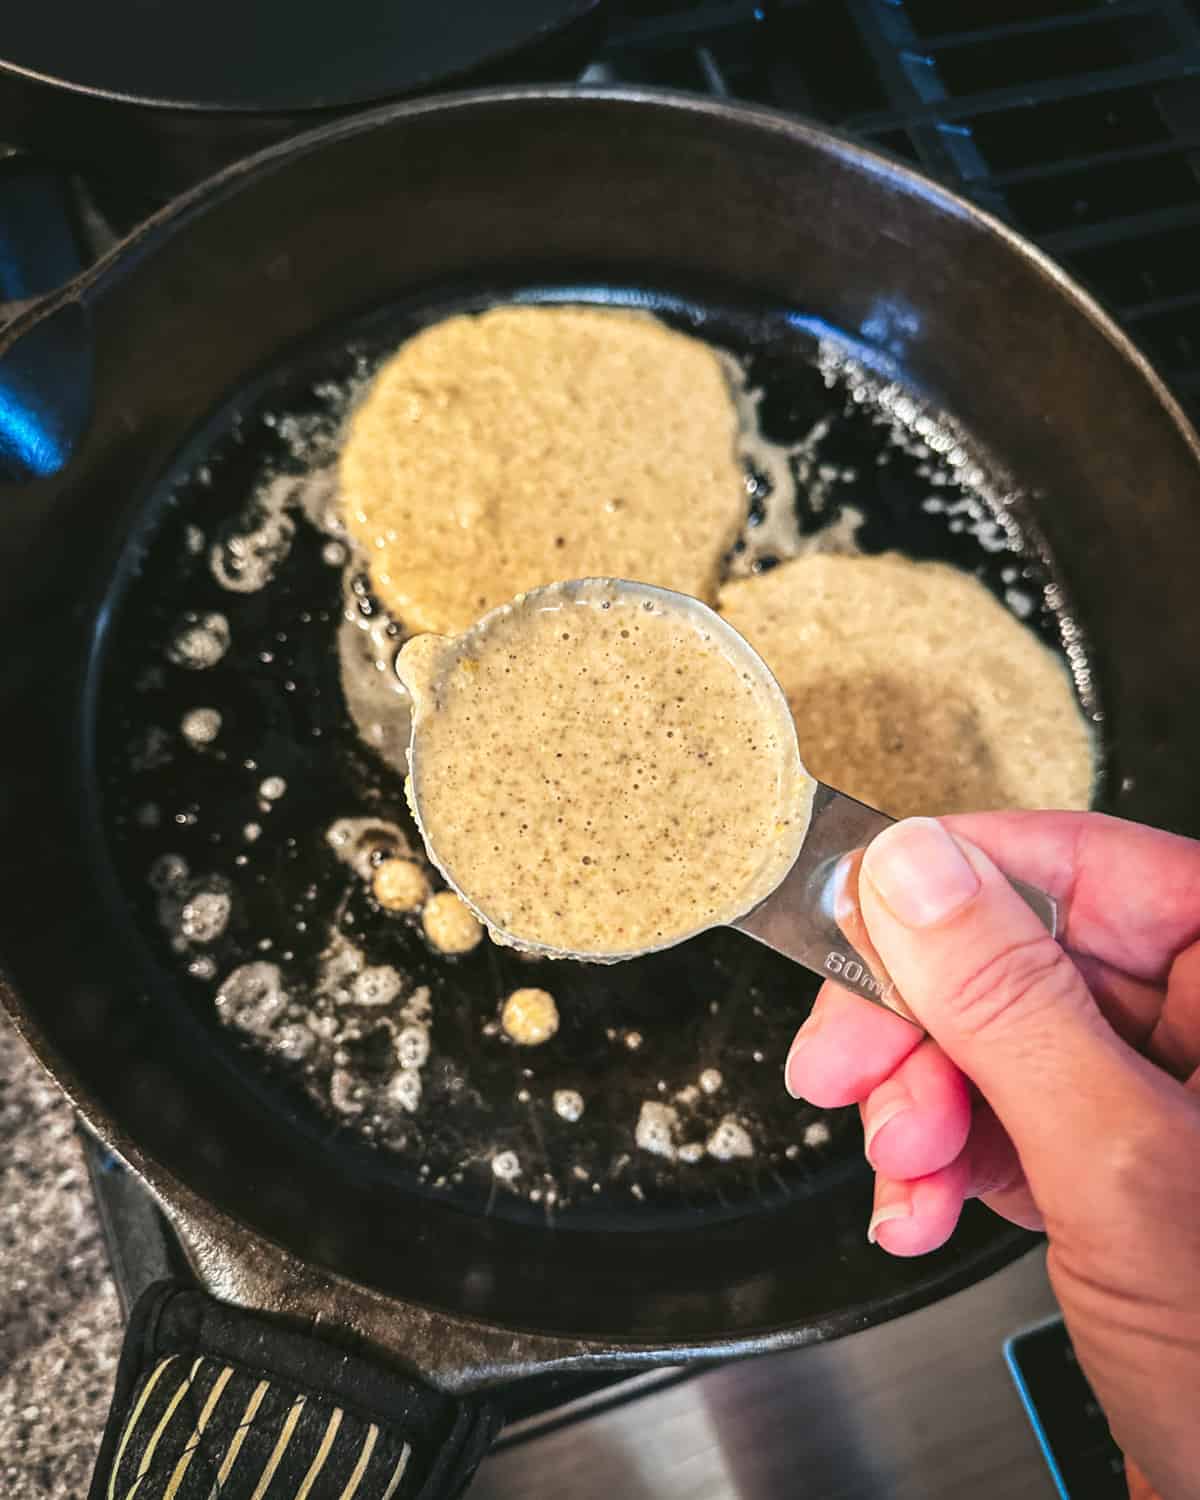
400 580 813 958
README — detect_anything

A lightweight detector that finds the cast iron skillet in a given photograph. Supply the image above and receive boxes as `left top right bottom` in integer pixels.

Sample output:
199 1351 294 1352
0 0 603 197
2 88 1200 1499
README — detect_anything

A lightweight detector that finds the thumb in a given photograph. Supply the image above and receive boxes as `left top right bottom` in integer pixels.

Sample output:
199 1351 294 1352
857 817 1135 1166
859 820 1200 1500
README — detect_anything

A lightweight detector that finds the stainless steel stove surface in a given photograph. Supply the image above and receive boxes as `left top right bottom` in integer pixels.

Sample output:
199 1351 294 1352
6 2 1200 1496
477 1254 1061 1500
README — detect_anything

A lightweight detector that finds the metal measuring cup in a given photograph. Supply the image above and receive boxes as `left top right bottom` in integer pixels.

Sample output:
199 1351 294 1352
399 579 1056 1025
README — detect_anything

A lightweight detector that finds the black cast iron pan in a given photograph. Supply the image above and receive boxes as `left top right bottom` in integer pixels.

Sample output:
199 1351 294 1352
0 0 603 200
2 88 1200 1500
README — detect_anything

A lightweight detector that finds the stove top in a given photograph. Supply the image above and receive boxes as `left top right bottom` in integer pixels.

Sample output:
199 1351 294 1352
594 0 1200 426
5 3 1196 1494
81 1129 1067 1500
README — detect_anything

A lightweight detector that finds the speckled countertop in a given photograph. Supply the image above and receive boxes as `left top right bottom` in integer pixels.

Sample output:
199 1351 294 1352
1 1019 122 1498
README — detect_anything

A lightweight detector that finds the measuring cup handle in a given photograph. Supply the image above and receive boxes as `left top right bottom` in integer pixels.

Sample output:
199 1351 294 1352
734 783 1058 1025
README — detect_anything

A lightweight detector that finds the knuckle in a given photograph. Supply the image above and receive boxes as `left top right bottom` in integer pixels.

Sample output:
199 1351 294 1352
1095 1092 1200 1203
1101 1119 1164 1198
949 934 1082 1040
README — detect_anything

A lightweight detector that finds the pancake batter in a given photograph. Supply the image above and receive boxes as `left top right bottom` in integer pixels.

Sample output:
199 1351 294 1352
501 988 560 1046
372 857 429 912
399 580 812 957
421 890 483 954
339 306 747 634
718 552 1094 818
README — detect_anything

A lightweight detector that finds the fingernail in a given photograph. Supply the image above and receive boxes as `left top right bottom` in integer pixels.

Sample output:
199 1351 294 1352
832 854 857 926
862 1084 911 1166
867 1194 913 1246
783 1016 821 1100
862 818 980 929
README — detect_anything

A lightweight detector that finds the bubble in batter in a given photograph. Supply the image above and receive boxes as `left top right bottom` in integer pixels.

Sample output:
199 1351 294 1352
325 817 410 881
422 891 483 955
179 889 232 944
372 858 430 912
210 496 294 594
636 1101 681 1161
215 962 287 1037
500 988 559 1047
167 612 230 670
400 579 813 958
276 1023 314 1062
330 1069 366 1116
395 1025 430 1069
491 1151 521 1182
181 707 222 747
149 853 189 892
387 1070 422 1114
706 1116 754 1161
339 305 748 634
351 965 403 1008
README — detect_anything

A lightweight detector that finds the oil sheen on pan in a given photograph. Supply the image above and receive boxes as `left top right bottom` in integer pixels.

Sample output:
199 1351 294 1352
90 287 1097 1230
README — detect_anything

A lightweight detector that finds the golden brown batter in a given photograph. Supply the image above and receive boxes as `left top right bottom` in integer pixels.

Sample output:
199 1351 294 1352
339 306 747 634
371 858 429 912
421 890 483 954
399 580 812 957
501 988 560 1046
718 552 1094 817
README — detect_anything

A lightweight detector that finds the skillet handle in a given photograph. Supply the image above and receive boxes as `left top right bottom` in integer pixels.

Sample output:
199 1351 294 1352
88 1282 500 1500
0 151 95 482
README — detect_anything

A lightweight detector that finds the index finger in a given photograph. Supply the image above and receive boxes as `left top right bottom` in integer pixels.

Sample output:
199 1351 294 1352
940 810 1200 986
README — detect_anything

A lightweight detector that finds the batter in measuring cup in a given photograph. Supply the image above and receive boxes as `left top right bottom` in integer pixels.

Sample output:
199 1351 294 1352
398 580 812 957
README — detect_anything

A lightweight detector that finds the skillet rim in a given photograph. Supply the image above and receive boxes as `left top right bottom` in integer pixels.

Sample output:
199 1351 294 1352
0 84 1192 1370
0 0 603 113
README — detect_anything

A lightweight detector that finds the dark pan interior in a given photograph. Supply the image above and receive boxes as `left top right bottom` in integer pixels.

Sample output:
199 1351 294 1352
3 91 1199 1349
82 275 1096 1239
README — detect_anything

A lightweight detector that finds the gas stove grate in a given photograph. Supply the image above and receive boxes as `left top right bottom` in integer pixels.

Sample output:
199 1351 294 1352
599 0 1200 417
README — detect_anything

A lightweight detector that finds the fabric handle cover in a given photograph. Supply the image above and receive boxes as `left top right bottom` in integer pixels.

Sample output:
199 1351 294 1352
88 1282 500 1500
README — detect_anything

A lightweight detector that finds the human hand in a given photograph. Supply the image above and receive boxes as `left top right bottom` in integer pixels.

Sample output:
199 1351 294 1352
783 812 1200 1500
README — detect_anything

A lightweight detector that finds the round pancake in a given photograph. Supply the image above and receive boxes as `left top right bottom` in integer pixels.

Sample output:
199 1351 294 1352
339 306 747 634
718 552 1094 818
